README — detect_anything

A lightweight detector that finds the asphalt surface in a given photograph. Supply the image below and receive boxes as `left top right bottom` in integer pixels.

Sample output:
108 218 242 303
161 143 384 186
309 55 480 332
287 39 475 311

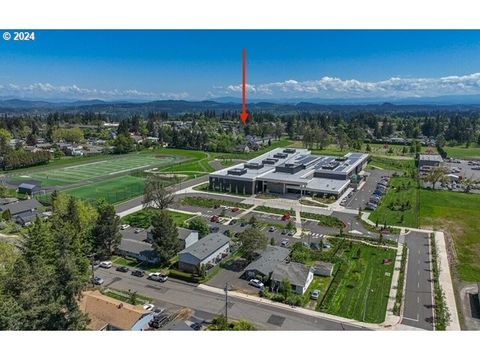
401 231 434 330
344 169 395 210
95 267 366 330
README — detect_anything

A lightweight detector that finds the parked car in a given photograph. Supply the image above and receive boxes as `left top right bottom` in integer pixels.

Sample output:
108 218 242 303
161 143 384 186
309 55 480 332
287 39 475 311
92 276 104 285
210 215 220 223
148 272 168 282
229 219 237 225
366 202 377 211
116 266 129 273
143 303 155 311
211 226 219 233
249 278 264 289
134 228 143 234
131 270 145 277
99 261 112 269
281 213 291 221
231 207 240 213
268 226 275 232
280 239 289 247
121 224 130 230
288 230 295 236
281 229 288 235
311 289 321 300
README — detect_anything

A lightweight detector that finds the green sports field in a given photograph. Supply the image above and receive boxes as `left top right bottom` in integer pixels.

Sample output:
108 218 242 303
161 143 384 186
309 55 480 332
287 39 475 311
11 153 179 187
64 175 145 204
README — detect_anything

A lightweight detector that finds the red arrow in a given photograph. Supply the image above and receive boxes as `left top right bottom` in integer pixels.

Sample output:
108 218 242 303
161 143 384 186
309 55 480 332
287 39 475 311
240 48 249 124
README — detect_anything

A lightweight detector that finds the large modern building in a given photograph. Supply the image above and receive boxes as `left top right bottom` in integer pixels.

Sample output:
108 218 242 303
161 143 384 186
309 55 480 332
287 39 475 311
209 148 369 198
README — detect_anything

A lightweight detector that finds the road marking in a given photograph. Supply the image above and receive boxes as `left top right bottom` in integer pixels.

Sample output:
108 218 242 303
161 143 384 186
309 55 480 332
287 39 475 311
417 296 420 304
417 270 420 276
417 282 420 288
403 316 419 322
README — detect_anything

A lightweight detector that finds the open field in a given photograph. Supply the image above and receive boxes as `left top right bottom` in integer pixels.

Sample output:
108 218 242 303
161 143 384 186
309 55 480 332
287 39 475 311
64 175 145 204
442 145 480 159
368 156 415 172
9 152 180 187
420 189 480 282
155 148 214 174
319 242 396 323
370 176 419 228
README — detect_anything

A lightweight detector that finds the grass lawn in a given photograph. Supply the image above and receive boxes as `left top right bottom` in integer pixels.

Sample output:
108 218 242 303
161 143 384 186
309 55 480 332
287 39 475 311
300 212 345 228
180 196 252 209
101 288 153 305
305 276 332 306
367 156 415 172
255 206 293 216
370 176 419 228
420 189 480 282
64 175 145 204
299 199 327 208
122 208 195 228
443 145 480 159
156 148 214 173
319 242 396 323
9 152 178 187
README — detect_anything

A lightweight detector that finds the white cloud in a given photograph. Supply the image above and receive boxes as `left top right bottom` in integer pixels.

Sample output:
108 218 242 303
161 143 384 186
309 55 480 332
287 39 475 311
0 82 189 100
215 72 480 99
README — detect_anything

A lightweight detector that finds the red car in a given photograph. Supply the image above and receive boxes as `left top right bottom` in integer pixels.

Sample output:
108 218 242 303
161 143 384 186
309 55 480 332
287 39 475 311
282 213 291 221
210 215 220 222
231 207 240 213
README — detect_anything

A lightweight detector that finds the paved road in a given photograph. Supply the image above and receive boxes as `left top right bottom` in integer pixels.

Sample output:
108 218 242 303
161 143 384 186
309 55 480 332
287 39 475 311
401 231 434 330
95 267 366 330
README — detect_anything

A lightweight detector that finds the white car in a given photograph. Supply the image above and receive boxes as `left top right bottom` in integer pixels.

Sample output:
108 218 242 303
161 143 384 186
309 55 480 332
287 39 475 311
99 261 112 269
121 224 130 230
280 240 289 247
148 272 168 282
143 303 155 311
249 279 264 289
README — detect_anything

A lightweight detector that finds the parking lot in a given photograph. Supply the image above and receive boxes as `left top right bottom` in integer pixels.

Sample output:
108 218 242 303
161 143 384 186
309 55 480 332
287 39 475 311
344 169 395 210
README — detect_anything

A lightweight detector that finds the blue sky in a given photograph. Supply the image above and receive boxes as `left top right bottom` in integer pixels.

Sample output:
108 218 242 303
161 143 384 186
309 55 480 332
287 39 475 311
1 30 480 101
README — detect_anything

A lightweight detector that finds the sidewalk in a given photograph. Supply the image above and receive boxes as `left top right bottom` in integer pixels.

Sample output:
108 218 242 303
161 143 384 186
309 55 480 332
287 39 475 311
434 231 461 330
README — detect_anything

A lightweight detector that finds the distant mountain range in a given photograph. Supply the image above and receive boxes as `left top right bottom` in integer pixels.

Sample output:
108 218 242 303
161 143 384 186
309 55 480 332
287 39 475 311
1 96 480 116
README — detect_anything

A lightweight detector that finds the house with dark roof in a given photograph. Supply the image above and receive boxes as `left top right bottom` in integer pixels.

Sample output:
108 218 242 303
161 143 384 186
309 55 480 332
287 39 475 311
178 233 231 273
0 198 42 226
17 183 41 195
243 245 291 280
271 262 314 295
116 238 160 264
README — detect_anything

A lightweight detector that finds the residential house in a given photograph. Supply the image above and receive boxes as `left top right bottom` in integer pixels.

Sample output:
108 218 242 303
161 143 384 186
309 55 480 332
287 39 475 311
0 198 42 226
271 262 314 295
243 245 290 280
117 228 160 264
79 290 153 331
178 233 231 273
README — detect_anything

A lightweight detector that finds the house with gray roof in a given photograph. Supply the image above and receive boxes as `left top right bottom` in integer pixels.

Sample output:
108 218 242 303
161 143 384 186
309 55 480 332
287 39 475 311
419 154 443 168
116 238 160 264
243 245 290 280
271 262 314 295
147 227 198 249
0 198 42 226
178 233 231 273
312 261 334 277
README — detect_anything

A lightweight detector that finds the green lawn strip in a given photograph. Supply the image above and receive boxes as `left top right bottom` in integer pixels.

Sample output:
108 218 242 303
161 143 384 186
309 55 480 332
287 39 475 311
420 189 480 282
299 199 327 208
122 208 195 228
64 175 145 204
255 206 293 216
300 212 345 228
101 288 153 305
367 156 415 172
393 245 407 316
370 176 419 228
430 235 451 330
357 215 401 235
179 196 252 210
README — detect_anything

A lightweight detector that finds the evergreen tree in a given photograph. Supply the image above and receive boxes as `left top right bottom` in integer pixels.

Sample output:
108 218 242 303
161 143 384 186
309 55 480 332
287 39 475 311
150 211 180 263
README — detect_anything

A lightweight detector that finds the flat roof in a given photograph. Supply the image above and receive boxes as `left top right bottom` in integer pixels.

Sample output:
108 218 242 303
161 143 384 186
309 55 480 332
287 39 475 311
419 154 443 162
305 178 350 194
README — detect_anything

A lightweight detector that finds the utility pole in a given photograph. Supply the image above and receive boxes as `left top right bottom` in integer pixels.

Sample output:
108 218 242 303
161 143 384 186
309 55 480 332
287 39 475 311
224 282 229 324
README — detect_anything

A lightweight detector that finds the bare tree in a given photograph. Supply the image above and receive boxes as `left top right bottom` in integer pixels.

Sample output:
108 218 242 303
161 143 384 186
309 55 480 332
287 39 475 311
143 175 174 210
460 176 478 193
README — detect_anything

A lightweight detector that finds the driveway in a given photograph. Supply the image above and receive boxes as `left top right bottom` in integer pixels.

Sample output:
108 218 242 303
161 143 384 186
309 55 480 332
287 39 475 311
345 169 395 210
